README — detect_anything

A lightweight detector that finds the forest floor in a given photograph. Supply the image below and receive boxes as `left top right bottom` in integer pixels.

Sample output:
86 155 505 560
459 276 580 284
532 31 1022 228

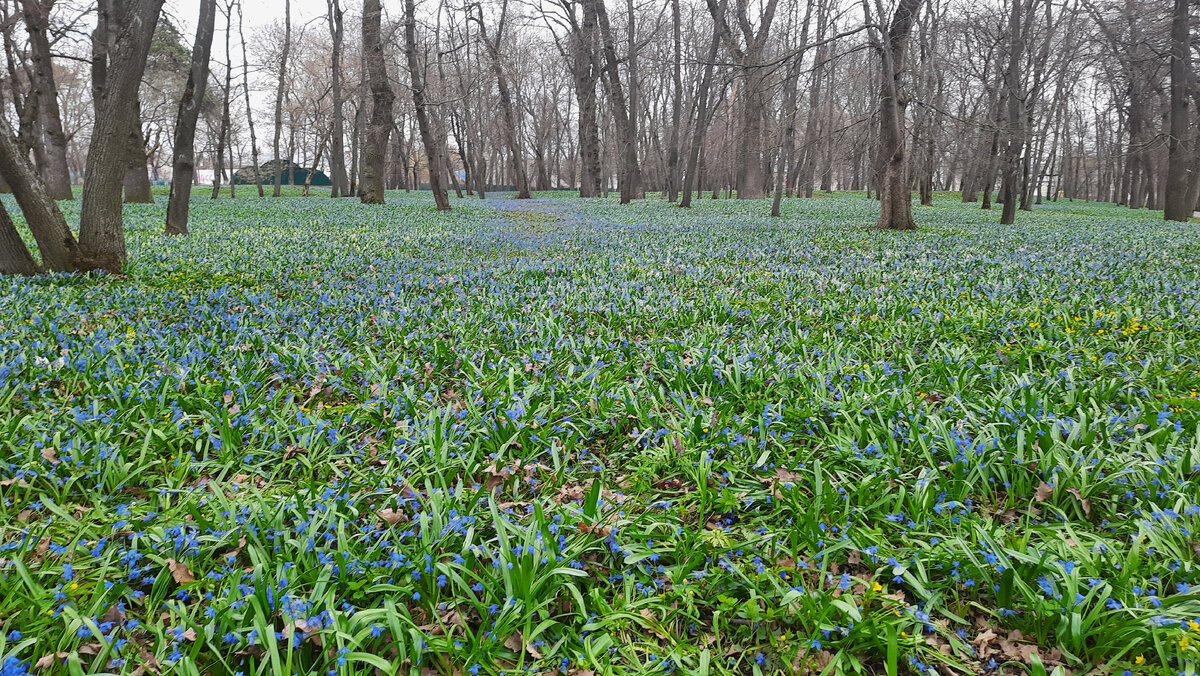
1 190 1199 675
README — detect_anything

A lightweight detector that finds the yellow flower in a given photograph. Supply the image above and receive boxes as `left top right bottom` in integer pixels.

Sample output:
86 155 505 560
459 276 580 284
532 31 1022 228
1134 655 1144 665
1189 620 1200 632
872 582 883 592
1180 636 1191 649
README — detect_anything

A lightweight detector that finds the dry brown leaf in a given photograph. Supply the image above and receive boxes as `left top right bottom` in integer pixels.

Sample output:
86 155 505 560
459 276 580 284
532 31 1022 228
282 445 307 462
221 534 248 560
1034 482 1053 502
34 653 69 670
503 630 543 659
40 447 59 464
1066 487 1093 517
483 463 512 491
847 549 862 565
377 508 409 525
77 643 102 656
101 604 126 625
165 558 195 584
496 500 531 511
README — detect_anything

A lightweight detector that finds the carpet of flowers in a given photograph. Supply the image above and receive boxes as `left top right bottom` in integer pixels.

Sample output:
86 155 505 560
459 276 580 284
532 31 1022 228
1 190 1199 675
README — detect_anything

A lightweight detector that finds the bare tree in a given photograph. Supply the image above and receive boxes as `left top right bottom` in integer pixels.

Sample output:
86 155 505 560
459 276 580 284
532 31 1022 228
1164 0 1191 221
272 0 291 197
212 0 236 199
237 0 264 196
473 0 531 199
18 0 72 199
0 116 81 271
165 0 218 235
360 0 394 204
328 0 350 197
405 0 451 209
680 0 725 208
868 0 926 230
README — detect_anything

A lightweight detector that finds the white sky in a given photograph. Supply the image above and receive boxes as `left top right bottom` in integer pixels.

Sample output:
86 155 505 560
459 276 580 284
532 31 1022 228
167 0 326 45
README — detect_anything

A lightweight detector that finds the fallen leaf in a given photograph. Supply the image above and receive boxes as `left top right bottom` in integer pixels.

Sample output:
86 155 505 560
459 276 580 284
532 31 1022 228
40 447 59 464
165 558 195 584
483 463 512 491
102 604 126 625
221 534 247 560
377 508 408 525
1066 487 1093 517
282 445 307 462
34 653 68 670
504 630 543 659
1034 482 1053 502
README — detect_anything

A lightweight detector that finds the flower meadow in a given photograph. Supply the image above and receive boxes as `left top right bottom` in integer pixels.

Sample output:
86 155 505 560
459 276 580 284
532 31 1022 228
1 191 1199 676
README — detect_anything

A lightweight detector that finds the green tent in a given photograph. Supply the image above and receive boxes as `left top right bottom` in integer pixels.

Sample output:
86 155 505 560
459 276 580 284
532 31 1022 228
233 159 331 186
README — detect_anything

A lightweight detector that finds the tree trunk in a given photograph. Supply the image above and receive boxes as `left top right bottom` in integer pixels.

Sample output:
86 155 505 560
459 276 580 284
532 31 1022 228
404 0 450 210
0 117 81 271
80 0 166 272
273 0 291 197
666 0 683 202
999 0 1024 225
872 0 924 230
0 203 37 275
1165 0 1191 221
123 102 153 204
165 0 217 235
360 0 394 204
328 0 350 198
588 0 637 204
303 128 331 196
19 0 73 200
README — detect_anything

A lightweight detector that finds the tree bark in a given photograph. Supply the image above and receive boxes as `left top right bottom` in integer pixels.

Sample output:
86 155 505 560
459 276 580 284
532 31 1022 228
999 0 1024 225
122 101 154 203
1165 0 1191 221
19 0 73 200
80 0 166 272
360 0 394 204
588 0 637 203
165 0 217 235
0 203 37 275
0 116 81 271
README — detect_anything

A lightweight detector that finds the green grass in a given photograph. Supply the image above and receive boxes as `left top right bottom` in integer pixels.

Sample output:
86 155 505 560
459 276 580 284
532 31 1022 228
1 191 1198 675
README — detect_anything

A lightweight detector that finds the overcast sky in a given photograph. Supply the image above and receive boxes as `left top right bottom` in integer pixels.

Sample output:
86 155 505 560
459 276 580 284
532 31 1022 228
166 0 326 46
